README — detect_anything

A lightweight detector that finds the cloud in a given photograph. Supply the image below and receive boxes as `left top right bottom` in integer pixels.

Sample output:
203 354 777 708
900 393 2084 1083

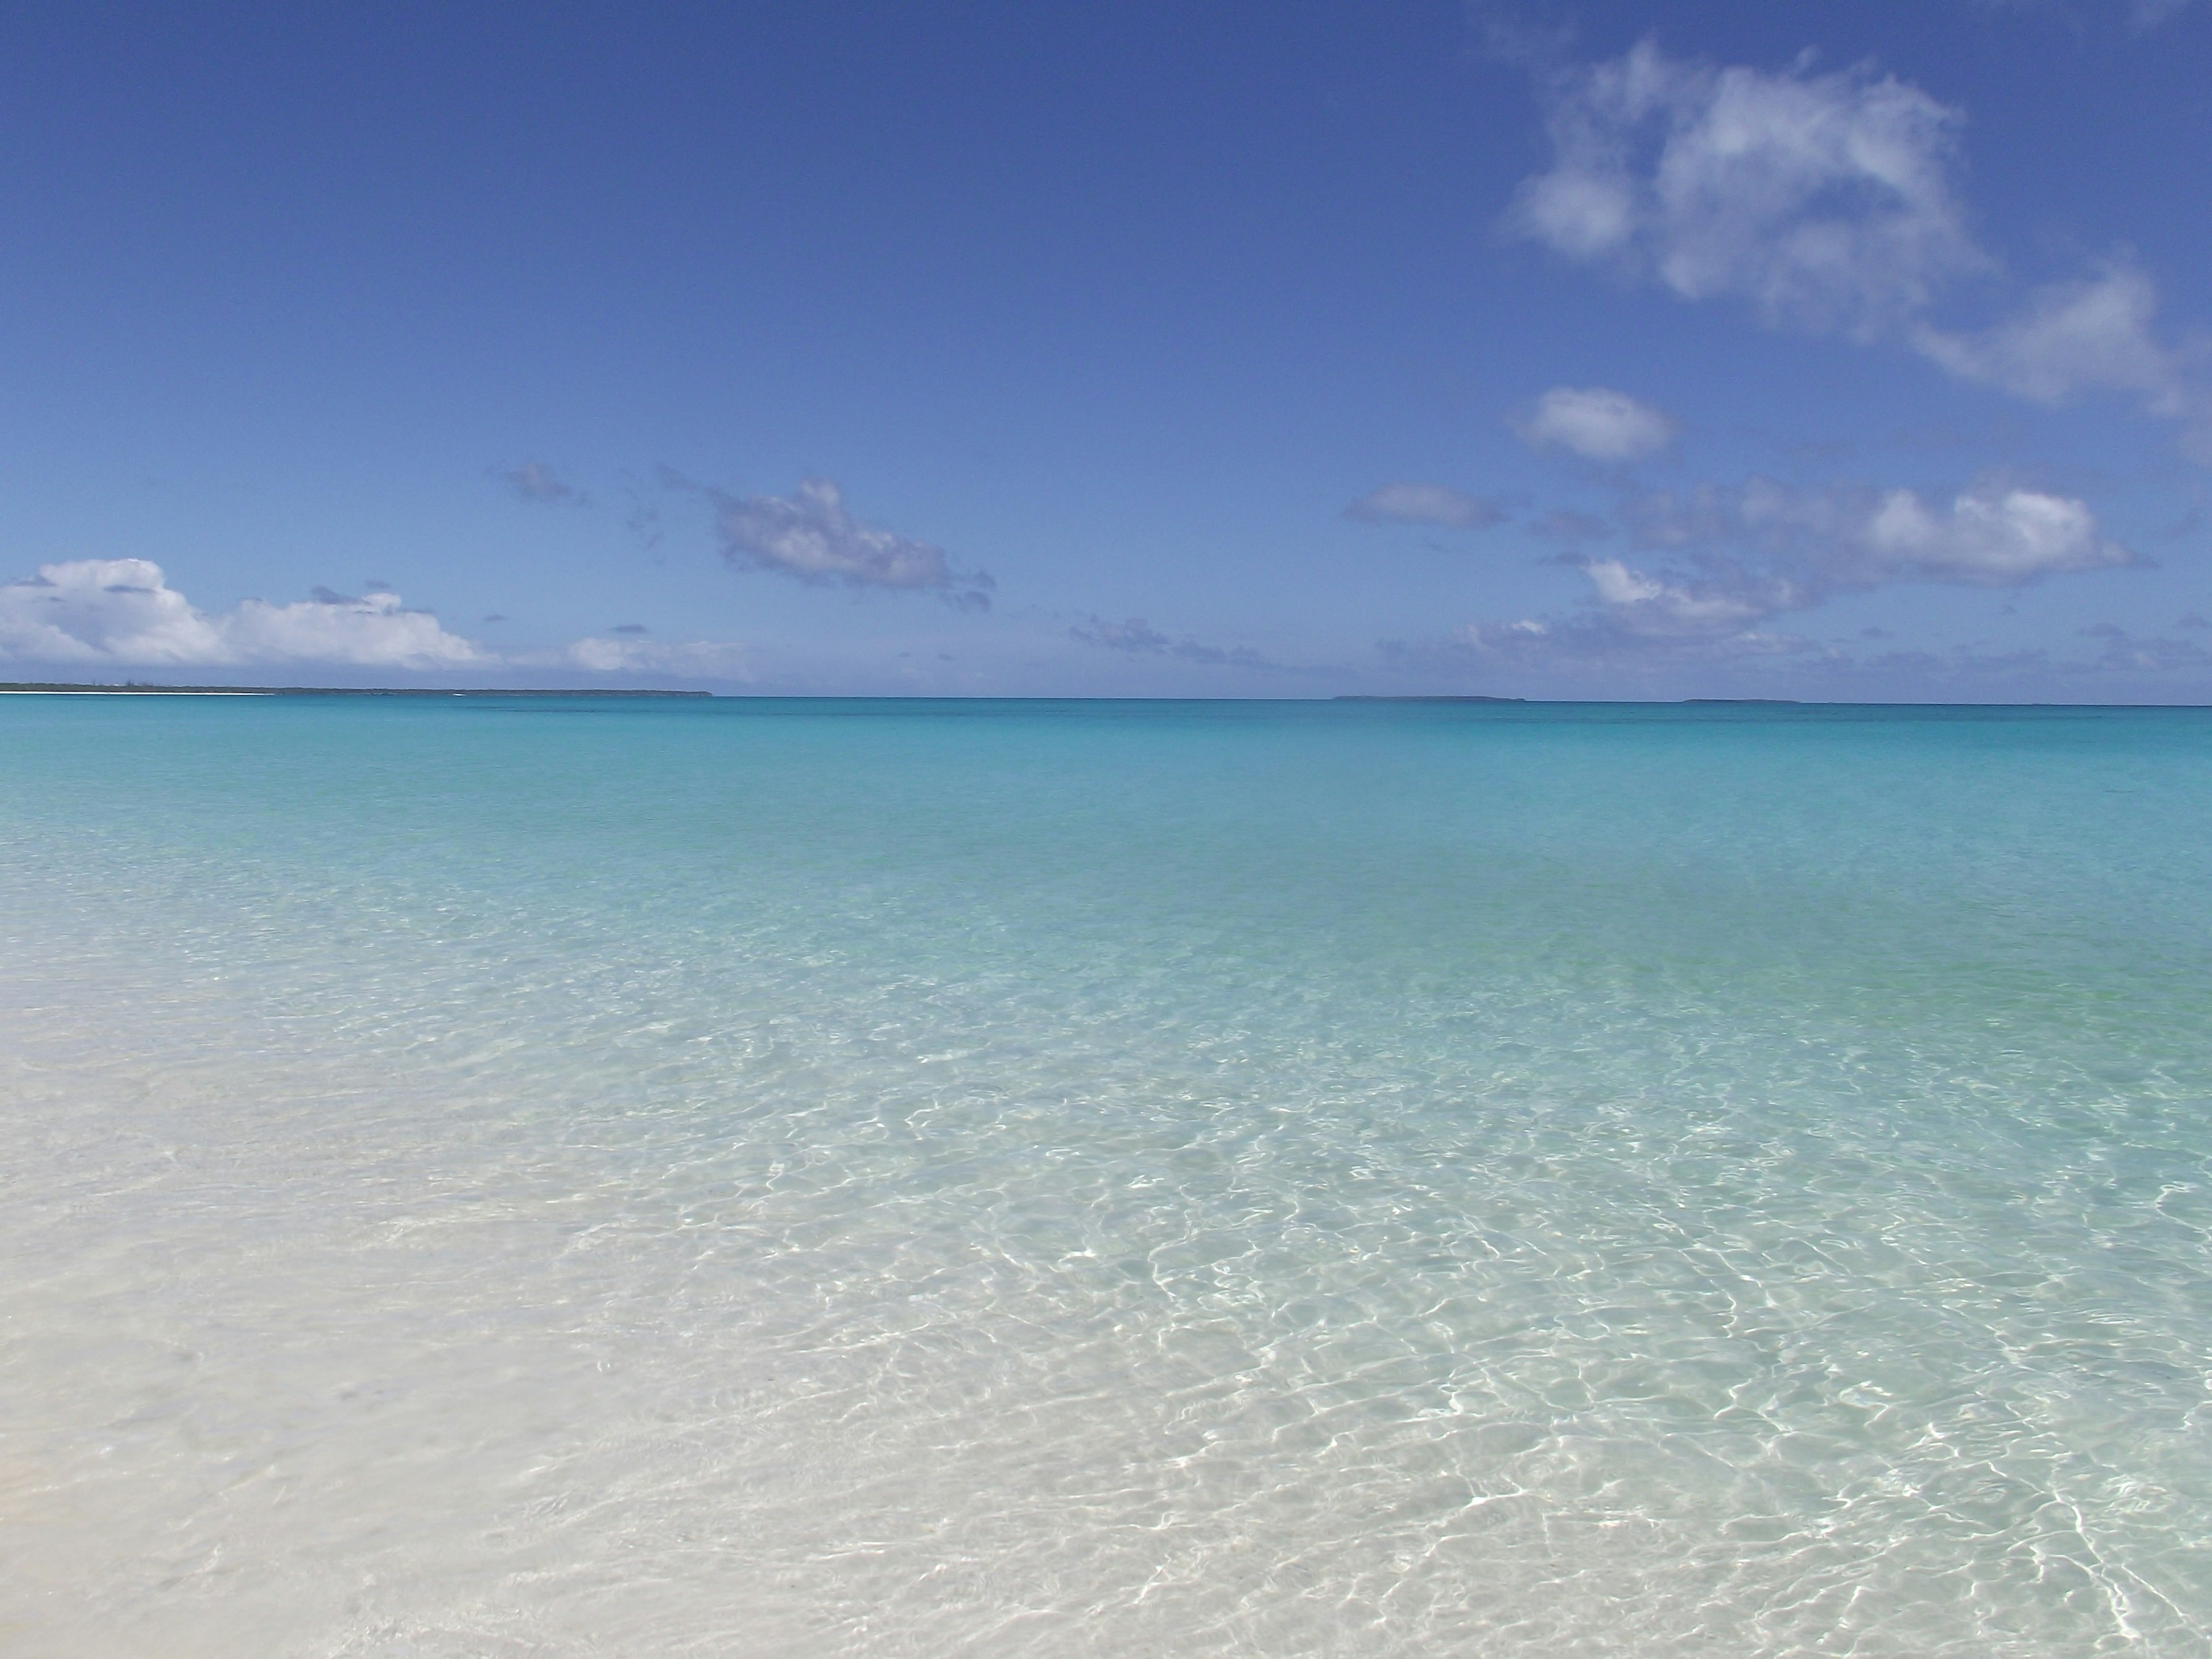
1574 557 1781 637
1914 264 2176 403
1443 480 2133 664
1912 264 2211 456
552 635 753 678
1855 484 2130 582
1510 40 1985 336
1529 507 1613 544
1394 623 2211 698
1343 482 1509 528
1970 0 2200 28
1502 34 2212 457
1515 386 1678 460
0 559 483 668
0 558 753 681
225 591 485 666
2077 621 2212 670
1069 614 1313 673
710 477 993 609
496 461 584 505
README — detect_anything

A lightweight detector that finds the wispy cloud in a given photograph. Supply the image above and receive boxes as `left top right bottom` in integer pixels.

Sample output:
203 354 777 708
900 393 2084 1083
1976 0 2203 32
1529 507 1613 545
1510 40 1984 338
1514 386 1678 461
1343 482 1510 528
2128 0 2199 25
1069 614 1319 674
707 477 994 610
1387 627 2211 699
2076 620 2212 669
1912 263 2212 460
495 461 585 506
1502 34 2211 457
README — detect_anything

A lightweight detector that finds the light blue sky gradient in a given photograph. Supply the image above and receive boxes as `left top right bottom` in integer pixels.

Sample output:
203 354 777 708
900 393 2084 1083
2 1 2207 696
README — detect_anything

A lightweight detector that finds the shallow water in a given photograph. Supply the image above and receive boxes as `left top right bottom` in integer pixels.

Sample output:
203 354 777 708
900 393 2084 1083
2 696 2209 1656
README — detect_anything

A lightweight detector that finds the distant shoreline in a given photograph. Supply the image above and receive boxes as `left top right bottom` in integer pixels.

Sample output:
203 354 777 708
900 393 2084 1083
3 685 2206 709
0 684 714 698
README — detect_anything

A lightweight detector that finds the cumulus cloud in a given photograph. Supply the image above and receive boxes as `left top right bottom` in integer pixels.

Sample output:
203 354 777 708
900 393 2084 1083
0 559 483 668
1854 484 2130 582
0 558 753 681
1343 482 1509 528
711 477 993 609
225 590 485 666
1515 386 1678 461
497 461 584 505
1510 40 1984 336
1446 480 2133 663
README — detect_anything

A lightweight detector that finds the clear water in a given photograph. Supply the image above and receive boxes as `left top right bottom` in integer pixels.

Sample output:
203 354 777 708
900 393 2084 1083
2 695 2209 1658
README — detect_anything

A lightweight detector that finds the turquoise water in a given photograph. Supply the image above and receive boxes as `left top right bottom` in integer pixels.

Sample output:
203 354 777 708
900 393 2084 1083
2 695 2209 1657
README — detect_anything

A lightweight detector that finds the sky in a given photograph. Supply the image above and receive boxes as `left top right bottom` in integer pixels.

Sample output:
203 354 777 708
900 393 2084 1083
3 0 2210 699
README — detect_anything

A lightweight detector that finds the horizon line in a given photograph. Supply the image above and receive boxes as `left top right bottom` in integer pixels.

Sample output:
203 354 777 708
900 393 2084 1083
5 683 2211 710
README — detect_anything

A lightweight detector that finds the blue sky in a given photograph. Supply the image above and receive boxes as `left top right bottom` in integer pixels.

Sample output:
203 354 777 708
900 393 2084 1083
3 0 2209 698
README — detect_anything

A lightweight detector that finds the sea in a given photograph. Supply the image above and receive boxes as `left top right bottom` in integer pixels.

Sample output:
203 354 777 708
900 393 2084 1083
2 694 2209 1658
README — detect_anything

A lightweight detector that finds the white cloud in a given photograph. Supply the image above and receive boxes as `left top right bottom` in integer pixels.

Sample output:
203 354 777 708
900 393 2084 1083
1343 482 1509 528
554 635 753 679
1505 38 2212 460
1858 485 2129 582
1512 41 1985 336
0 559 482 668
0 558 230 664
0 558 752 681
1578 558 1781 636
1912 264 2211 456
713 477 993 609
1913 265 2177 404
1515 386 1678 461
1675 478 2132 594
225 590 485 666
1447 479 2132 663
